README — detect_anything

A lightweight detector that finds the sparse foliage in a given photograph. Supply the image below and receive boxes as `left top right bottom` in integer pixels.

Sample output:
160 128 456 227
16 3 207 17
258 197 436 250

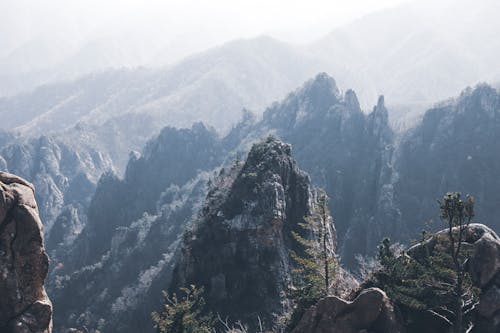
438 192 478 333
152 285 214 333
371 192 479 332
288 189 337 329
291 189 336 298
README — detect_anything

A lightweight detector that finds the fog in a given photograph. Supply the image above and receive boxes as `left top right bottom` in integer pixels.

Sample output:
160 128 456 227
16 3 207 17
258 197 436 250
0 0 410 72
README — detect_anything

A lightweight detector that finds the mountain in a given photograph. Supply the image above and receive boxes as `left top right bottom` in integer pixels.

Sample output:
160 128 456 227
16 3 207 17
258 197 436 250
46 73 389 332
3 0 500 139
0 37 323 168
250 73 397 264
42 73 500 332
47 123 229 332
310 0 500 125
0 135 112 236
394 84 500 237
171 137 317 330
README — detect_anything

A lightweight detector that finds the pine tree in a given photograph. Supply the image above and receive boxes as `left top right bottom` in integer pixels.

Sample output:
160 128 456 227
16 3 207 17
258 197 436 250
372 192 479 332
152 285 214 333
438 192 478 333
291 189 337 300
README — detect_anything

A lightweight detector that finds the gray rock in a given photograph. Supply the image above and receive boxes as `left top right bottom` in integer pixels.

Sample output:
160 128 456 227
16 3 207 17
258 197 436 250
0 172 52 333
171 137 323 331
292 288 402 333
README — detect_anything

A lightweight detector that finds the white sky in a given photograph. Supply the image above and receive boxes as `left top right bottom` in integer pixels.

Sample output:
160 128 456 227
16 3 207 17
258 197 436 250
1 0 412 49
0 0 424 78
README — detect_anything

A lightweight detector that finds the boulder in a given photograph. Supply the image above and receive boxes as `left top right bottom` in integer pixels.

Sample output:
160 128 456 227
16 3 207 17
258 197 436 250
0 172 52 333
292 288 402 333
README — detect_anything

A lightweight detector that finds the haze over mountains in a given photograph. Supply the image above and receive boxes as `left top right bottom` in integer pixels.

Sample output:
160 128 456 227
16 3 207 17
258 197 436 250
1 0 500 138
2 0 500 332
41 72 500 332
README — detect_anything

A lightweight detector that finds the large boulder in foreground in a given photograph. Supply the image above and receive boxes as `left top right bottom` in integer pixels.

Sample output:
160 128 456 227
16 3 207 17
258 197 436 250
292 288 402 333
0 172 52 333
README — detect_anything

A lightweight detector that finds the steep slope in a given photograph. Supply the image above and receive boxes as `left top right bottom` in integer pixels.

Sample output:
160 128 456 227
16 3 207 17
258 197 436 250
252 73 397 264
249 74 500 264
395 84 500 236
44 73 500 332
171 137 316 330
0 135 112 237
0 37 322 142
48 123 226 332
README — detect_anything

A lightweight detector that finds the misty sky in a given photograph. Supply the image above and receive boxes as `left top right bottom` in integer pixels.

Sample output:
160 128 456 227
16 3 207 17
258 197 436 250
1 0 411 64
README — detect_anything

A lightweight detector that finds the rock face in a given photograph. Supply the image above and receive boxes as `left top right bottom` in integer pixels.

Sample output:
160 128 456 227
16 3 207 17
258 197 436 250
0 172 52 333
254 73 396 265
395 84 500 239
292 288 402 333
48 123 224 333
41 73 500 331
171 137 316 330
0 135 112 234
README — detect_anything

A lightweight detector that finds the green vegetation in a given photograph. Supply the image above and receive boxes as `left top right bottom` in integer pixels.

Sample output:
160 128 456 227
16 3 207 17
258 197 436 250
372 192 479 332
152 191 482 332
288 189 337 329
438 192 477 333
151 285 214 333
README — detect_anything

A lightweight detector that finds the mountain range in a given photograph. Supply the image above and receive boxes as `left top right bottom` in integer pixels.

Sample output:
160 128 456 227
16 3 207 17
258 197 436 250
2 0 500 148
31 72 500 332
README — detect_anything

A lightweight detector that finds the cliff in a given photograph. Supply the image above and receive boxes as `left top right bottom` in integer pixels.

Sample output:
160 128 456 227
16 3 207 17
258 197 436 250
171 137 319 330
0 172 53 332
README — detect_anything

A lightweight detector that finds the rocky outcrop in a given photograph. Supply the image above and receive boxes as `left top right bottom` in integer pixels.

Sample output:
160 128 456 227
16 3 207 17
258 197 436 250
293 288 402 333
41 73 500 332
296 224 500 333
255 73 396 265
171 137 317 330
0 172 52 333
407 223 500 333
48 123 224 333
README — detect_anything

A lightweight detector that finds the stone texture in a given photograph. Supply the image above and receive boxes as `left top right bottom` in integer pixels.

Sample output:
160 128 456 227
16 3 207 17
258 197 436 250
292 288 402 333
0 172 52 333
296 224 500 333
171 137 321 331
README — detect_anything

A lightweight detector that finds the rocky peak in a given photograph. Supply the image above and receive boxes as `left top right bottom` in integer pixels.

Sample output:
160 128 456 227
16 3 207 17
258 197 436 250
344 89 361 112
0 172 53 333
303 72 340 100
367 94 391 143
395 85 500 238
262 73 341 129
171 136 315 330
124 123 221 210
456 84 499 117
0 135 112 233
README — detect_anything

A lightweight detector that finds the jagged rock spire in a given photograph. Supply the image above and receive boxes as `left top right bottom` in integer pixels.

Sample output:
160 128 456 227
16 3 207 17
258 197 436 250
171 136 325 331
